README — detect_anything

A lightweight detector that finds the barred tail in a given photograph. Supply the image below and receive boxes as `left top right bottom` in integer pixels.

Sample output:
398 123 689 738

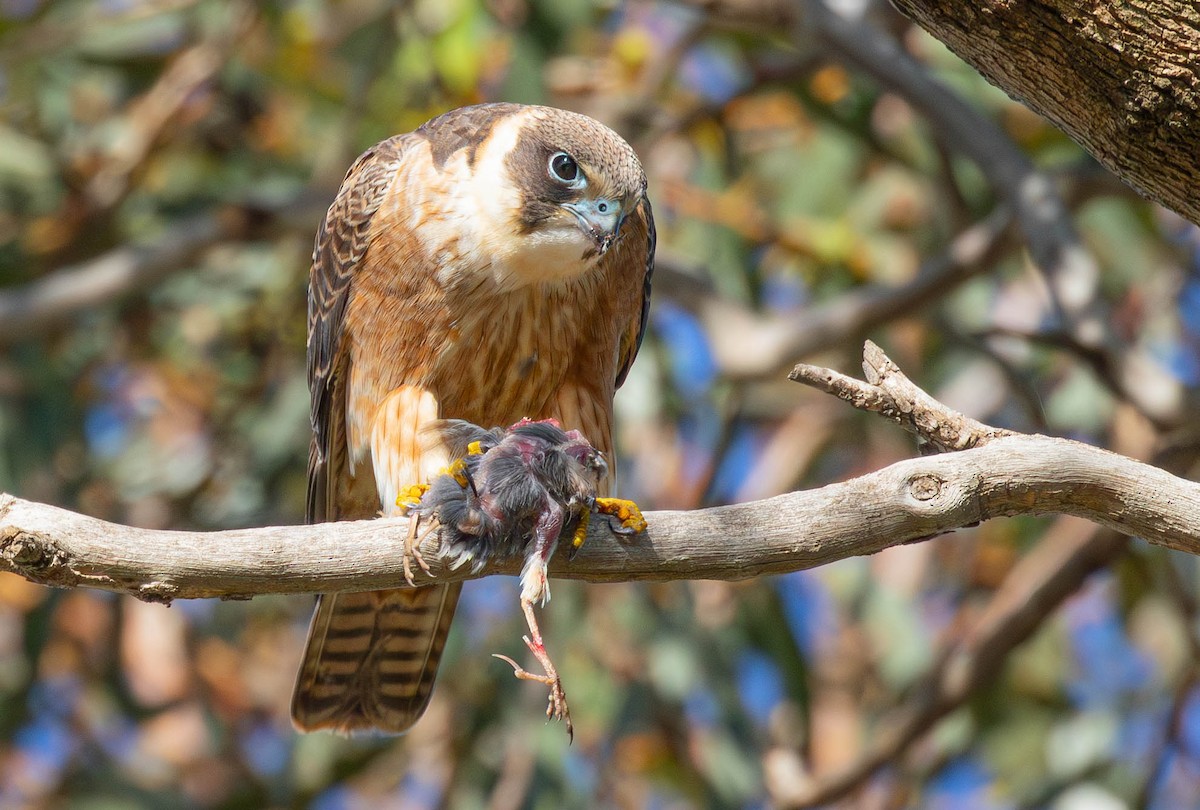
291 583 461 733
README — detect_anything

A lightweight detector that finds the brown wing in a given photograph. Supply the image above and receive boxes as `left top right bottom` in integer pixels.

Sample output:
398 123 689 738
294 134 463 733
306 136 407 524
614 193 655 389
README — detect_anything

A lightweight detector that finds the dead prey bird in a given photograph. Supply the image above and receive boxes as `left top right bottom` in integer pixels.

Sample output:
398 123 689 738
398 418 646 739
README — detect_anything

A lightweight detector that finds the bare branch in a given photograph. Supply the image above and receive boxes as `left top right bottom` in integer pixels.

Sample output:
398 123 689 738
1 344 1198 605
790 339 1014 450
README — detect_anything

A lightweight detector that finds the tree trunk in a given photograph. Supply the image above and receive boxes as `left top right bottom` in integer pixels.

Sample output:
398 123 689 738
890 0 1200 225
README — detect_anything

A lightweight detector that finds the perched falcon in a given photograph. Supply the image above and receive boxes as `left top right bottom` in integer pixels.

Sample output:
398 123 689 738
292 103 655 734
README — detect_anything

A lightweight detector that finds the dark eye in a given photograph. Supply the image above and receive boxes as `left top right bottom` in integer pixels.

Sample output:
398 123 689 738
549 152 579 183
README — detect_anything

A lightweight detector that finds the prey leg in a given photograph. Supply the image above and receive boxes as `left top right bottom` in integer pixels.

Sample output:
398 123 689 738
494 501 573 739
494 597 573 741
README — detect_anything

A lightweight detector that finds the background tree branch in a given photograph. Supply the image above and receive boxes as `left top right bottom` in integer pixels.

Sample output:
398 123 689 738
779 521 1129 808
0 193 329 348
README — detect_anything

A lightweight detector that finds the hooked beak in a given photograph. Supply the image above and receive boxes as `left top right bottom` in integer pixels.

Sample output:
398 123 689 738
562 198 624 255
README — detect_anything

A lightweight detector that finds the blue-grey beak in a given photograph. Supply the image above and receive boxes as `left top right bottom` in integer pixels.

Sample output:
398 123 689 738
562 198 624 254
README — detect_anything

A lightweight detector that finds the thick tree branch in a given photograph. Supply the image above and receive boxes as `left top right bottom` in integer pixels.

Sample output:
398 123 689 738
1 343 1198 604
678 0 1190 422
889 0 1200 228
801 1 1102 323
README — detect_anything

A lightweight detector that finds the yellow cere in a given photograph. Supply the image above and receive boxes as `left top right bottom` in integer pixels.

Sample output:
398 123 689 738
594 497 648 533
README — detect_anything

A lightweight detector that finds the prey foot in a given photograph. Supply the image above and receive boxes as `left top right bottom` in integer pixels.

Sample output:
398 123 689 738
401 514 437 586
494 598 574 741
494 646 572 740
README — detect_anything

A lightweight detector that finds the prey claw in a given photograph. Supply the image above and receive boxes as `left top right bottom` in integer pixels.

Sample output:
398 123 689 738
414 418 614 741
492 651 573 741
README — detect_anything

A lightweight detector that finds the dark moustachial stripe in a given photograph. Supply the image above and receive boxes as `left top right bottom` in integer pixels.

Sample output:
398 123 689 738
508 133 576 235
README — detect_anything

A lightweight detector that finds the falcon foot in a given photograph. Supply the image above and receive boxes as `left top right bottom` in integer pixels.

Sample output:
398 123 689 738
594 497 648 534
396 482 429 509
494 597 574 741
398 417 626 738
568 496 647 558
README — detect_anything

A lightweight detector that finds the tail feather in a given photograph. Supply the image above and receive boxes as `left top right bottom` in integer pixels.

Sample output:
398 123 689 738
291 584 461 733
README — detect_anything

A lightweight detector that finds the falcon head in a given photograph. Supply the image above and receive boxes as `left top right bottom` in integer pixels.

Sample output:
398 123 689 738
505 108 647 260
419 104 648 286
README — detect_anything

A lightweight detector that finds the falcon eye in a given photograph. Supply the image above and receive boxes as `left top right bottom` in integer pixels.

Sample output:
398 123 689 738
548 152 581 184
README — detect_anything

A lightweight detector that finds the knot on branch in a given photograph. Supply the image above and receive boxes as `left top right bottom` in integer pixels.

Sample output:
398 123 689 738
1 524 180 603
135 581 178 605
1 526 78 588
907 473 945 502
897 467 982 534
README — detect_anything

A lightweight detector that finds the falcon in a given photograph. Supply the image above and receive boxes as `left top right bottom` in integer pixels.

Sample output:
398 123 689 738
291 103 655 735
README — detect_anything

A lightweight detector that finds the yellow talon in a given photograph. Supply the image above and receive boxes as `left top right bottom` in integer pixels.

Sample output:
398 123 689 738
396 483 430 508
594 497 648 533
437 458 470 488
571 505 591 551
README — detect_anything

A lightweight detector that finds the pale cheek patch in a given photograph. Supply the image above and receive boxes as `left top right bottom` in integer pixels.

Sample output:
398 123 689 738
496 227 595 287
464 116 525 267
370 385 446 516
456 112 597 290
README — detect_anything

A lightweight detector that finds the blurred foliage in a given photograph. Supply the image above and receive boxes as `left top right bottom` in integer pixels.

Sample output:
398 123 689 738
2 0 1200 808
